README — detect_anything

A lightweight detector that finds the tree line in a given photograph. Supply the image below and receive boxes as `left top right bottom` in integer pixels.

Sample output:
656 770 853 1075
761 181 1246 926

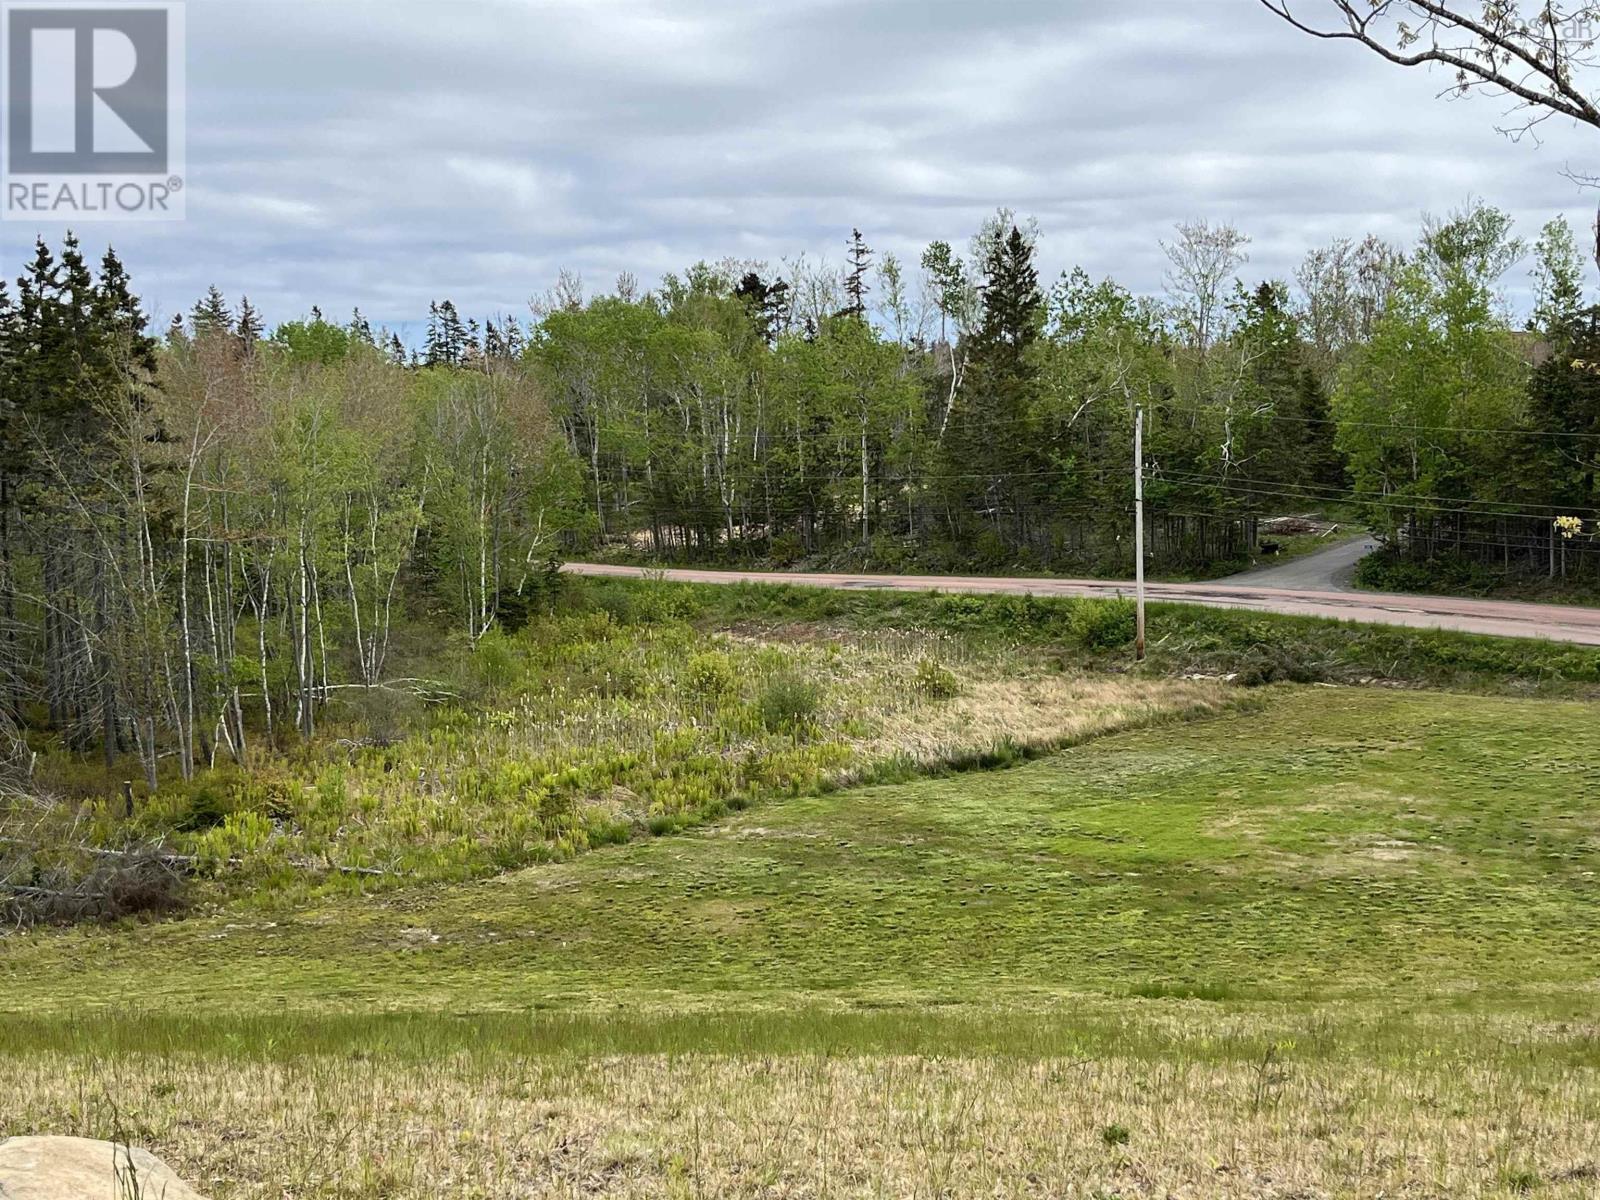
0 237 576 781
2 200 1597 771
532 213 1346 573
530 203 1599 580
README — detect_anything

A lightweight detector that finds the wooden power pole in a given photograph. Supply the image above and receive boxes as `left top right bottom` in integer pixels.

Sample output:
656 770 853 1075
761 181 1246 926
1134 404 1147 663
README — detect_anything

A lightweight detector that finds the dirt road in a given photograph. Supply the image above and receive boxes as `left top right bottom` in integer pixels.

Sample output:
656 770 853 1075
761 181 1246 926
563 559 1600 647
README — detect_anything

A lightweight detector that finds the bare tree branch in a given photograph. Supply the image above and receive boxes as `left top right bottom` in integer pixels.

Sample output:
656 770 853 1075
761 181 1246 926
1260 2 1600 137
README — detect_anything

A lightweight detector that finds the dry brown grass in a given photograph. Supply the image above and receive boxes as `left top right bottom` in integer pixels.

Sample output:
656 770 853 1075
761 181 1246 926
858 673 1230 771
7 1040 1596 1199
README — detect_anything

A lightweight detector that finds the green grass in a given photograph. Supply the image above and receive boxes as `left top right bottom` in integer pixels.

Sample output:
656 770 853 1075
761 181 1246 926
584 576 1600 690
8 682 1600 1197
5 687 1597 1014
7 607 1224 912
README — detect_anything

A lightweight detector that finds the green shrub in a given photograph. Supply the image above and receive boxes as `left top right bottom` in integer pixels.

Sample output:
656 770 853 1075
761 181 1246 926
911 657 961 700
683 651 737 706
757 671 822 734
471 628 521 689
1499 1168 1540 1195
1101 1123 1131 1148
1069 599 1136 650
174 785 231 833
1353 550 1502 596
345 685 422 747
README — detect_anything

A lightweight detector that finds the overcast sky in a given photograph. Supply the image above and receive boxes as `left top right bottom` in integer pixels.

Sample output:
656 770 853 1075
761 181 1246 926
3 0 1597 337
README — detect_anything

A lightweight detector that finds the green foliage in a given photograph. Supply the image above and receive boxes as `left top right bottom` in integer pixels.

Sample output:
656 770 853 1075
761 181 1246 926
1353 551 1502 596
911 657 960 699
271 316 352 364
757 671 822 734
1335 201 1529 543
683 650 737 706
173 786 231 833
1068 599 1136 650
1530 216 1584 339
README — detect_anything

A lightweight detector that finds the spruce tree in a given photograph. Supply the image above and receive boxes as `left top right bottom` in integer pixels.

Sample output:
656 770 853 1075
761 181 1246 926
424 302 444 366
12 240 68 445
735 271 791 345
501 315 525 358
439 301 466 365
191 286 233 337
943 226 1044 549
236 296 264 354
92 247 158 383
844 229 872 321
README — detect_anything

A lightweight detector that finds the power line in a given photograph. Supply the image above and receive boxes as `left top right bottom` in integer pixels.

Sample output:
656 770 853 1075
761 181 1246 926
1156 469 1596 516
583 457 1600 525
561 402 1600 445
1157 472 1600 522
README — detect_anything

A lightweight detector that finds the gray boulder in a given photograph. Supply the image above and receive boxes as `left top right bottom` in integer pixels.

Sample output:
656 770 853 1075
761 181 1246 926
0 1137 207 1200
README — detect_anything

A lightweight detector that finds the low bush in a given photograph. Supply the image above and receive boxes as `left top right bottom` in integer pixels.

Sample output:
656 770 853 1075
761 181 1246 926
757 671 822 734
911 658 961 700
683 651 738 706
1069 599 1136 650
1353 551 1503 595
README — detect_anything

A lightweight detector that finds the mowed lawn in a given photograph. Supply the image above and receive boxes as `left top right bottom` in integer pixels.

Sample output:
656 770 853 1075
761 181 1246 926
8 686 1600 1199
5 686 1598 1013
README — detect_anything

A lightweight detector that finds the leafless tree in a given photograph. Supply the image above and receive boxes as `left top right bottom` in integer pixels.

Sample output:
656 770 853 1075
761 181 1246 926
1260 2 1600 150
1163 220 1251 355
1297 234 1406 377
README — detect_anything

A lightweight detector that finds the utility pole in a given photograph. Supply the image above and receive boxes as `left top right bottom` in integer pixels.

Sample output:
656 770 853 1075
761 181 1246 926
1134 403 1147 663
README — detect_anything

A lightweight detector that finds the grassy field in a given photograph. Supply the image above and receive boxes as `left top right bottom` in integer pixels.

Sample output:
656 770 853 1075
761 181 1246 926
6 584 1600 1198
5 685 1600 1197
6 599 1226 912
5 688 1598 1010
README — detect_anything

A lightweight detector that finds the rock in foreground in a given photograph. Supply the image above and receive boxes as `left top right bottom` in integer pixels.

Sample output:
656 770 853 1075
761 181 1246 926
0 1136 207 1200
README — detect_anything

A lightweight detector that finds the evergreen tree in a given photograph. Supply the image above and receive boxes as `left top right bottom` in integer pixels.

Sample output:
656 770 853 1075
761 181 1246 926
236 296 264 354
844 229 872 321
191 285 233 338
440 301 466 364
92 247 158 385
11 240 68 444
501 316 525 359
424 302 444 366
349 307 374 345
972 227 1043 366
426 301 468 366
943 226 1045 550
735 271 791 345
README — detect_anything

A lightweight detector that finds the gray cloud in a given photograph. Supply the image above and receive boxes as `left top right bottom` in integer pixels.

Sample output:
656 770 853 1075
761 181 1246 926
2 0 1594 334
